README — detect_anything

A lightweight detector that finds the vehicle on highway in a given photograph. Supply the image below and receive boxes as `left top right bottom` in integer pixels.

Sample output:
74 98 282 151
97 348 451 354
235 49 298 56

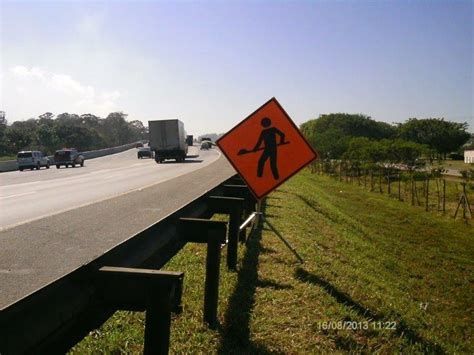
17 151 51 171
136 142 144 148
200 141 212 150
137 147 154 159
186 135 194 146
149 119 188 163
54 148 85 168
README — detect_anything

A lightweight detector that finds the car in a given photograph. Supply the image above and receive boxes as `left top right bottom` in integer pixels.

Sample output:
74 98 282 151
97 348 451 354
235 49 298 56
200 141 212 150
54 148 85 168
137 147 154 159
17 151 50 171
136 142 144 148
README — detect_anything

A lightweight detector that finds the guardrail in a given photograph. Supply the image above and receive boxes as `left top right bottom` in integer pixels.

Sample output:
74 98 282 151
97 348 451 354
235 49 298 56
0 174 258 354
0 141 143 172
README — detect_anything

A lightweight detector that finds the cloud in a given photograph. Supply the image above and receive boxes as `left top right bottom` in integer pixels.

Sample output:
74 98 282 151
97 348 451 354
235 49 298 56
5 66 121 118
49 74 95 99
10 66 45 79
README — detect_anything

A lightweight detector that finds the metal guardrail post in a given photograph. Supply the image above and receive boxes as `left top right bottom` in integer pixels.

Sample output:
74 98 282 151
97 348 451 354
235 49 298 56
93 267 184 355
179 218 227 328
144 304 171 355
223 184 257 243
208 196 244 270
227 203 241 269
205 234 221 328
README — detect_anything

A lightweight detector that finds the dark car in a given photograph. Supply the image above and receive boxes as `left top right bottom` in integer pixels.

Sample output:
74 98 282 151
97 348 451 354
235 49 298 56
54 148 85 168
137 147 153 159
200 141 212 150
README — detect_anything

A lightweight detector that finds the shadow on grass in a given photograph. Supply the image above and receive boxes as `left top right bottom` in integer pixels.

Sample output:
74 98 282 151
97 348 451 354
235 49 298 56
217 200 272 354
293 193 338 223
263 214 277 218
294 268 444 353
256 278 293 290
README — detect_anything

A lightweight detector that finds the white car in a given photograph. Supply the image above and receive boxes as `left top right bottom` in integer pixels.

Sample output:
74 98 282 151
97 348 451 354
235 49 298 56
17 151 51 171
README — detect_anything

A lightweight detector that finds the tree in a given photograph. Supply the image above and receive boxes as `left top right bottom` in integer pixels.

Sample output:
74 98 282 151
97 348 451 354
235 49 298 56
37 124 59 154
128 120 147 141
301 113 396 159
39 112 55 121
1 110 141 157
303 113 396 140
310 128 350 159
0 112 7 154
54 122 104 151
381 139 428 166
397 118 470 159
103 112 132 146
343 137 427 167
6 125 34 151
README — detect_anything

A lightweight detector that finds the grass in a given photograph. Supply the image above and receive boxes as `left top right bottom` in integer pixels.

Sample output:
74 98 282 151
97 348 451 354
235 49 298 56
70 170 473 353
0 154 16 162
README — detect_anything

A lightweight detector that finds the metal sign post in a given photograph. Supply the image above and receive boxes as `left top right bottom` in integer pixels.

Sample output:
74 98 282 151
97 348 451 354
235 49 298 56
217 98 317 265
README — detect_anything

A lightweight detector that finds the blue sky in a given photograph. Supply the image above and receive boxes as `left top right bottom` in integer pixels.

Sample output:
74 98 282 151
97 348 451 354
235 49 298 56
1 0 472 135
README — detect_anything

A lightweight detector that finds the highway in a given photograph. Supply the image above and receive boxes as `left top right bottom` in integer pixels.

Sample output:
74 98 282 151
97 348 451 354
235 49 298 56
0 146 235 309
0 146 217 230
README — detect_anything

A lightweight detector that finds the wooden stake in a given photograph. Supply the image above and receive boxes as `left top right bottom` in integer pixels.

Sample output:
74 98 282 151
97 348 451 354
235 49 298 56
425 175 429 212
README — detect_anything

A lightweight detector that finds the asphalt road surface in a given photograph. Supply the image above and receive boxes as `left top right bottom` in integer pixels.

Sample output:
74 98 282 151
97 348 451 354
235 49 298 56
0 146 217 230
0 146 235 309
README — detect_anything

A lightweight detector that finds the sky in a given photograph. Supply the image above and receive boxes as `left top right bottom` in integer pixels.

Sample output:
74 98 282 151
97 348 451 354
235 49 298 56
0 0 472 136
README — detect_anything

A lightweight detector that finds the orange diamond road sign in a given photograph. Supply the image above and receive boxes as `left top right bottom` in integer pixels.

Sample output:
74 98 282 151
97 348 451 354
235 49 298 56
217 97 318 200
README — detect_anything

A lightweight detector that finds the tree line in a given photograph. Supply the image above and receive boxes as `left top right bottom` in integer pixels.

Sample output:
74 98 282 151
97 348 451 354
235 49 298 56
300 114 471 165
0 112 147 156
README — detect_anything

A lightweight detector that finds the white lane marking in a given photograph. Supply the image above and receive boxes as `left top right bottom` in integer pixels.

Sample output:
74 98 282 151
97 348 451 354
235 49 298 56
102 174 124 180
85 169 112 175
0 191 36 200
0 150 225 231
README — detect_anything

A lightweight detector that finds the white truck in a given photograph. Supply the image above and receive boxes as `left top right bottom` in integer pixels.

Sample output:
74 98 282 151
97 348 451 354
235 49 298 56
148 119 188 163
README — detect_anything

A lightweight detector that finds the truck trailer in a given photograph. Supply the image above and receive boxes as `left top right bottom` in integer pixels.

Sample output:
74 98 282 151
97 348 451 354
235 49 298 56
148 119 188 163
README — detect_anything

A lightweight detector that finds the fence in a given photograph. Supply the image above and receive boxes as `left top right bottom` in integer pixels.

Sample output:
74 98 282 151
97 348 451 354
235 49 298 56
310 161 472 220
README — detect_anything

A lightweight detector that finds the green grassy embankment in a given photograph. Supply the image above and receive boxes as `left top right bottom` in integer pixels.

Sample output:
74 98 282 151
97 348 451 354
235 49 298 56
0 154 16 162
71 170 473 353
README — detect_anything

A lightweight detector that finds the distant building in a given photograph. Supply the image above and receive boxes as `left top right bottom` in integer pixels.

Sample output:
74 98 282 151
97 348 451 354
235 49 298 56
465 150 474 164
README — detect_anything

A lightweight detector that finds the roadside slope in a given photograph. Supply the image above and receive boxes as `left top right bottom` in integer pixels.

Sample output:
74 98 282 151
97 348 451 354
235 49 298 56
71 169 473 353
